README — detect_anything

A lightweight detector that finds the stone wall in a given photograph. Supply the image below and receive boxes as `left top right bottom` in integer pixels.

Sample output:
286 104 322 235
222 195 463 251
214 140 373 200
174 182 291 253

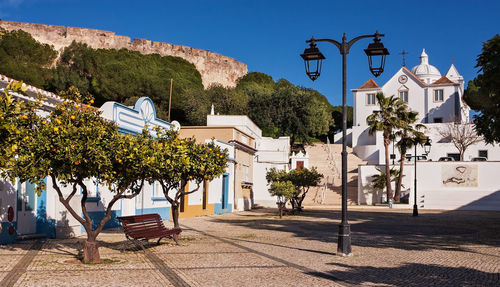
0 20 247 88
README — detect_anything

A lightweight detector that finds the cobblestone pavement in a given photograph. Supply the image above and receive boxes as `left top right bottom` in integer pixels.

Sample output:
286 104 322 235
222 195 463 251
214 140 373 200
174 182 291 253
0 207 498 286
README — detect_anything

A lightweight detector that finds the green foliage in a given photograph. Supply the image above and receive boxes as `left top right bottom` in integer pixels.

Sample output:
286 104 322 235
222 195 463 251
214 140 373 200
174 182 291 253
6 87 158 262
0 30 340 142
464 35 500 143
0 30 57 88
149 128 228 227
240 75 333 143
371 167 400 190
268 181 295 202
183 85 248 125
329 105 353 134
393 107 425 202
266 167 323 211
366 92 407 201
50 42 203 122
0 81 34 173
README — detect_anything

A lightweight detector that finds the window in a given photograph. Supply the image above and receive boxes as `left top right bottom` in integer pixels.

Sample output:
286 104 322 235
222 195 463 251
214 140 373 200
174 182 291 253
479 150 488 159
434 89 444 102
366 93 376 105
153 182 163 198
296 161 304 170
242 165 249 182
433 117 443 123
399 91 408 103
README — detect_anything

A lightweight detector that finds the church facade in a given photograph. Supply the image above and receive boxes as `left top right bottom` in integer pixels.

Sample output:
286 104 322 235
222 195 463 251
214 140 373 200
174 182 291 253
351 49 499 164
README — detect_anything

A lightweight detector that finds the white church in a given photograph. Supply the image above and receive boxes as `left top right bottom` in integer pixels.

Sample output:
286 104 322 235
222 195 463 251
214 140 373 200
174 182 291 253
351 49 499 164
353 50 500 210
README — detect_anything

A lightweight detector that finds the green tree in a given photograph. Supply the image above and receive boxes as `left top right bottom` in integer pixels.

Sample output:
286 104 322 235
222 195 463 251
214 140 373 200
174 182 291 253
150 129 228 229
463 35 500 143
0 30 57 88
7 88 154 263
393 108 425 202
268 181 295 218
0 81 34 173
183 85 248 125
50 42 203 123
266 167 323 212
371 167 401 198
366 93 406 202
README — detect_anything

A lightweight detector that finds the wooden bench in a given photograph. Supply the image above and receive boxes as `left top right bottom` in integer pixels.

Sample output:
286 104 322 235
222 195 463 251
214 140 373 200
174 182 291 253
117 213 182 252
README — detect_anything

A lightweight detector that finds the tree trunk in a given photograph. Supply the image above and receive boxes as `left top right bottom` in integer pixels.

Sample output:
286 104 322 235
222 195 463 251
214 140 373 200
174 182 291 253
83 236 101 263
384 137 393 201
394 152 405 202
171 204 181 240
277 202 283 219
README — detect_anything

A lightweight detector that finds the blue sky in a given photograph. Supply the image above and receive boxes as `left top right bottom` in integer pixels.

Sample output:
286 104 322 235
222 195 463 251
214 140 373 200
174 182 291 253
1 0 499 107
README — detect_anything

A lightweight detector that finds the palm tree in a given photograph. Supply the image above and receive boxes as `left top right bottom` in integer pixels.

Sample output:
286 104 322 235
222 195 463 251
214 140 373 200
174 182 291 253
367 93 406 202
394 109 426 202
371 167 401 203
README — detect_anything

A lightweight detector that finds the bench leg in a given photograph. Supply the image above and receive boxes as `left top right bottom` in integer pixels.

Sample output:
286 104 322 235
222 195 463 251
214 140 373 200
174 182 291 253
171 235 180 245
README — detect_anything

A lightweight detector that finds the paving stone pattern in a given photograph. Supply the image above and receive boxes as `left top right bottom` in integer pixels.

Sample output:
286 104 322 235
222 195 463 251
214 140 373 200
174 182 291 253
0 207 498 286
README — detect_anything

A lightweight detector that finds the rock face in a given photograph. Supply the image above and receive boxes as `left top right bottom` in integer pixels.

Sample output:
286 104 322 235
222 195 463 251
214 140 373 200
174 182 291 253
0 20 247 88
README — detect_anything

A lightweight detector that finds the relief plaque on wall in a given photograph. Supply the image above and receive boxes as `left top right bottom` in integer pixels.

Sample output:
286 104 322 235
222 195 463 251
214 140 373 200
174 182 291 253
442 165 478 187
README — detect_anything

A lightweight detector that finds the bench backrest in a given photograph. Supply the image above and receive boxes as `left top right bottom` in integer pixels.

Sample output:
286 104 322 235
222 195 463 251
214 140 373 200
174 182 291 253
117 213 168 237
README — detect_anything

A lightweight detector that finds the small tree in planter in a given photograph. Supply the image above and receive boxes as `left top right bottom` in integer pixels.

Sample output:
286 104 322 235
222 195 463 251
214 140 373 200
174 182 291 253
287 167 323 212
8 88 155 263
268 181 295 218
266 167 323 212
150 128 228 230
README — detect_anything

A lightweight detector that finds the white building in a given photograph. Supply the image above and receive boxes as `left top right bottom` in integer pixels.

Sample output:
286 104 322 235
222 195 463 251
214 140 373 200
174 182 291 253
0 74 235 244
351 49 500 164
351 50 500 210
205 113 293 208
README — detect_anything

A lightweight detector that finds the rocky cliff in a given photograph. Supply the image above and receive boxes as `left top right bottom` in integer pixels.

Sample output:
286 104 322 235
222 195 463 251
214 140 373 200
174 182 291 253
0 20 247 88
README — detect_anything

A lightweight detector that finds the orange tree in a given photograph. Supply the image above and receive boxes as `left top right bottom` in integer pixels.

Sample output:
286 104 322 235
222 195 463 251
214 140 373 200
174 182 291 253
7 88 155 263
150 128 228 229
0 81 36 174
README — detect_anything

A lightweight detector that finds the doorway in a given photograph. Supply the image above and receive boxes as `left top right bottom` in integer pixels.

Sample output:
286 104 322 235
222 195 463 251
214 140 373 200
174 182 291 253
17 181 37 235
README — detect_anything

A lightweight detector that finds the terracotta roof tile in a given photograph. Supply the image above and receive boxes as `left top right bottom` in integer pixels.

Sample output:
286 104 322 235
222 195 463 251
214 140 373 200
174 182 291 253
357 79 380 90
431 76 456 85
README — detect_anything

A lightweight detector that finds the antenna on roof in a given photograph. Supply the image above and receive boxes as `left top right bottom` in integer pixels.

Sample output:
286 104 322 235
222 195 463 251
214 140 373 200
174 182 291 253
399 50 408 67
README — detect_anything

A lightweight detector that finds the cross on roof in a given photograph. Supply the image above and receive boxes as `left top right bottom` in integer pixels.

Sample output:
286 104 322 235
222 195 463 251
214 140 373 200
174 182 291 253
399 50 409 67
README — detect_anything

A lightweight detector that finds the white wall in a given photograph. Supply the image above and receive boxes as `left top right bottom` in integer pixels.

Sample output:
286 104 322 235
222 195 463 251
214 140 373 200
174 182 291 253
358 161 500 210
253 136 290 207
207 115 262 140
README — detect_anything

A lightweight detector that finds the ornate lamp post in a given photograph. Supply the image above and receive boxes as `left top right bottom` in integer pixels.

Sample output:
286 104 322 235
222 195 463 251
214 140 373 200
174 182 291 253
413 137 432 216
301 32 389 256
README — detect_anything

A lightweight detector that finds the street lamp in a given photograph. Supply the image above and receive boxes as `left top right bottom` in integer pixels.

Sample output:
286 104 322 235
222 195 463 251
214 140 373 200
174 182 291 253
301 31 389 256
413 137 432 217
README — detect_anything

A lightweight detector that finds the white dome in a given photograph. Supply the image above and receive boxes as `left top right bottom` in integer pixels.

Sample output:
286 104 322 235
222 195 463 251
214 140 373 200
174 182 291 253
411 49 441 83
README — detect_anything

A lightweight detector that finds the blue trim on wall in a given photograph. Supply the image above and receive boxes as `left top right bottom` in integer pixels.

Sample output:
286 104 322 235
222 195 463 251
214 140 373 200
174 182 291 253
214 203 233 215
151 197 168 201
135 207 171 220
36 178 52 236
82 210 123 233
0 221 17 244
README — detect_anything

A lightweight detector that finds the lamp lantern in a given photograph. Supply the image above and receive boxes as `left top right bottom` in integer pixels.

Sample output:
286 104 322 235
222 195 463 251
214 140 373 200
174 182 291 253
301 39 325 81
364 32 390 77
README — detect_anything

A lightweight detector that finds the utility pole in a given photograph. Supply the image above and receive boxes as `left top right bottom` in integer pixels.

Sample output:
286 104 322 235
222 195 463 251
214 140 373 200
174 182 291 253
168 79 173 122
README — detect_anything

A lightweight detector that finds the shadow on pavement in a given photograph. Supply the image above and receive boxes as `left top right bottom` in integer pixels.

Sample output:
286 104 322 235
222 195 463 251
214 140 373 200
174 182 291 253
210 208 500 253
309 262 499 287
